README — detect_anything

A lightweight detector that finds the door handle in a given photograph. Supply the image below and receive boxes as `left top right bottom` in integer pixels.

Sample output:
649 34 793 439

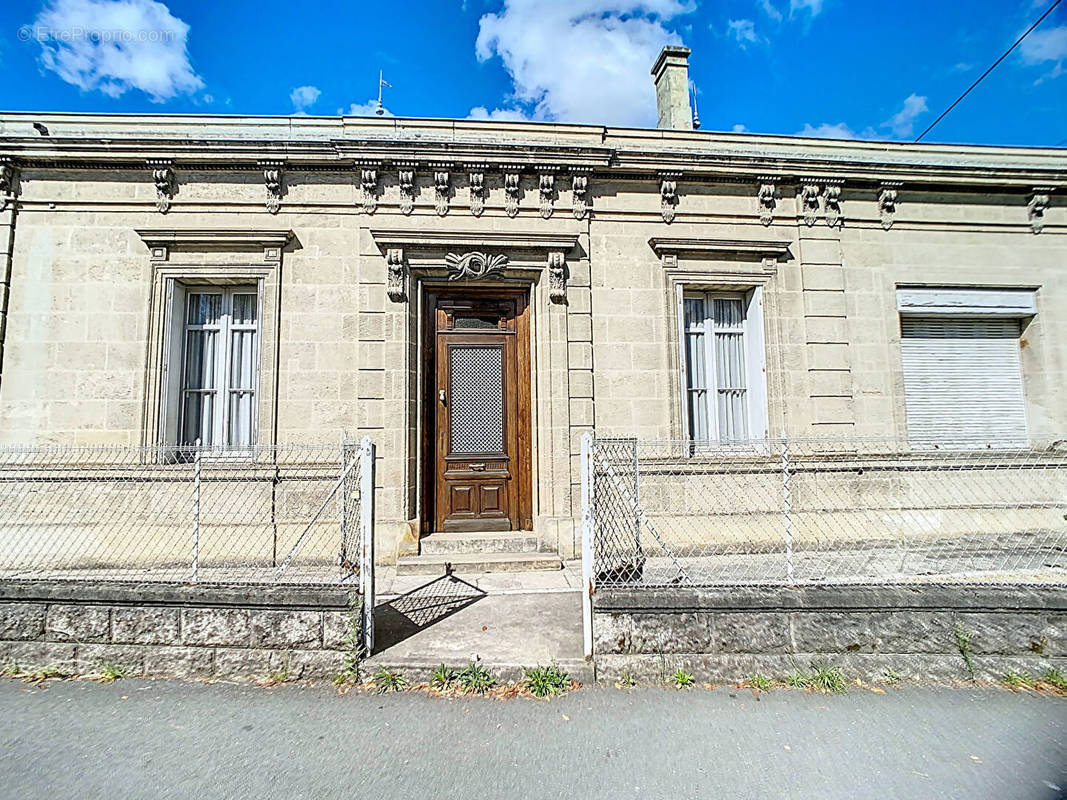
439 389 446 404
469 463 485 471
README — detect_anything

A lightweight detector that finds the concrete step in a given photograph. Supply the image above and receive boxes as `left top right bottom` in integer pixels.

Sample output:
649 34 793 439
396 552 563 576
420 532 540 556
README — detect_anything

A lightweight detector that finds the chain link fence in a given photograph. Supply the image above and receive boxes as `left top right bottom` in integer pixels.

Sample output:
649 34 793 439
0 439 376 589
582 435 1067 588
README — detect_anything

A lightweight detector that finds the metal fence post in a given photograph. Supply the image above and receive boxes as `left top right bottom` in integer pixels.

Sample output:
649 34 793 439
358 436 375 656
580 431 595 661
192 438 201 583
780 429 794 583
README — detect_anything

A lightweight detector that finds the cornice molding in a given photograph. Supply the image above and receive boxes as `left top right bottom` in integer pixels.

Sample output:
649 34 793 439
369 228 580 253
648 236 792 259
136 228 293 262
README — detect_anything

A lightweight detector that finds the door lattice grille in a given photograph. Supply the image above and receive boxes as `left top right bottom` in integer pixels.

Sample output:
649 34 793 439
450 346 504 454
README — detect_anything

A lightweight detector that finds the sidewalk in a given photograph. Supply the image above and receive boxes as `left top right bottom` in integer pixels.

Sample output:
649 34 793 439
369 564 586 681
0 679 1062 799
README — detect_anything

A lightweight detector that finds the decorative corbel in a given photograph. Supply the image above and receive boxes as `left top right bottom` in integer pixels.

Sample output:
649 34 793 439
571 168 591 220
468 166 487 217
1028 187 1052 234
756 178 778 226
386 247 407 303
547 251 567 303
822 182 843 228
0 158 18 213
259 160 284 215
504 167 521 218
537 168 556 219
147 158 175 214
878 183 900 230
799 184 820 226
659 172 681 224
432 166 451 217
398 163 416 215
359 165 379 214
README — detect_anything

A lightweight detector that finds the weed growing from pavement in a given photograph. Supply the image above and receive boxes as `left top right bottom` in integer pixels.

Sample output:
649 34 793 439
372 667 409 694
523 664 571 698
672 669 696 689
954 622 977 681
744 674 773 692
2 662 19 677
881 667 901 685
22 665 70 686
616 671 638 688
430 664 457 691
807 663 848 694
97 662 127 683
1002 672 1034 690
786 671 807 688
1042 668 1067 692
333 594 366 686
263 652 292 686
457 663 495 694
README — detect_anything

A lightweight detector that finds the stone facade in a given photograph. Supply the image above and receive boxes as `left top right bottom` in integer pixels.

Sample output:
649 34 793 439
0 113 1064 565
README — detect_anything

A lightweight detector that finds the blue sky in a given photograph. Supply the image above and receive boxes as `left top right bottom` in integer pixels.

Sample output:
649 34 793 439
0 0 1065 146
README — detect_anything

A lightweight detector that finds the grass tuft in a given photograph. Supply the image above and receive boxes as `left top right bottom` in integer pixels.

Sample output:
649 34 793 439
671 669 695 689
22 665 70 686
457 663 495 695
954 622 976 681
616 670 638 688
807 663 848 694
524 664 571 698
372 667 408 694
744 673 774 692
97 662 127 683
1040 668 1067 692
430 664 457 691
881 667 901 686
1002 671 1035 690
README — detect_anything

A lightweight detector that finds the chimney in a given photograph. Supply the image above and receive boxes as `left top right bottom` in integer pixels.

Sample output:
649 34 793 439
651 45 693 130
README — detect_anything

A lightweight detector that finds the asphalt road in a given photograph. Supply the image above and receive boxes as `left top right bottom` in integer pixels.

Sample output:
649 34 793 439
0 678 1063 799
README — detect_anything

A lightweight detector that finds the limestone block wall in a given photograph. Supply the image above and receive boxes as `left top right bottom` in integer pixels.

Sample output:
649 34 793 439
594 585 1067 683
0 583 357 680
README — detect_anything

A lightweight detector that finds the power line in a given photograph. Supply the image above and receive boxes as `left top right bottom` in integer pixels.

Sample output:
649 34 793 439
915 0 1063 142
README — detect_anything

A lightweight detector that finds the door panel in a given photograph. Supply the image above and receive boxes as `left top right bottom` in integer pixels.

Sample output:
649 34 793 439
427 291 531 532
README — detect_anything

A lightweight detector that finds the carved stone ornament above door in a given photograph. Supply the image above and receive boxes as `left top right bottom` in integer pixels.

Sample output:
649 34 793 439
370 229 580 304
445 251 509 280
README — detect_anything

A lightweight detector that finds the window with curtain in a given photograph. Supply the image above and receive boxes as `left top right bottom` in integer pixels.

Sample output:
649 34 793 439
683 292 750 442
179 287 259 448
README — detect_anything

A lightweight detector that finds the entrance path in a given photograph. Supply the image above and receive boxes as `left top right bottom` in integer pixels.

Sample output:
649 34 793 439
369 566 585 680
0 679 1062 799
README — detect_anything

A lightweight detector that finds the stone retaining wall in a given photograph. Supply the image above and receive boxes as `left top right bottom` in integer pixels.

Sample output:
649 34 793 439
0 582 359 681
594 585 1067 683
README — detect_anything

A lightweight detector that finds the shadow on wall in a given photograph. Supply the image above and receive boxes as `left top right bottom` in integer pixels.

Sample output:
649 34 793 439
373 570 486 651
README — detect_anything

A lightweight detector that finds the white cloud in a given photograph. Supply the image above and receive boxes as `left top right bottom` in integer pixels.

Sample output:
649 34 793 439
1019 24 1067 82
726 19 761 47
32 0 202 101
337 99 392 117
474 0 692 127
789 0 823 17
796 122 858 139
468 105 530 121
289 85 321 112
882 93 927 138
731 123 748 133
758 0 783 22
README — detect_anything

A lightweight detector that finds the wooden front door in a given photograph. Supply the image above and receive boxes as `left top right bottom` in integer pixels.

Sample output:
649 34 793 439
426 290 531 532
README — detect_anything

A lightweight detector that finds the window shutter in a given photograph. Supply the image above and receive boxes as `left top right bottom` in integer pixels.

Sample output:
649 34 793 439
900 317 1028 446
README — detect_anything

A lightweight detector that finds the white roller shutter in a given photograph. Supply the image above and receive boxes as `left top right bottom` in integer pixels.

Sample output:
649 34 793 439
900 317 1028 447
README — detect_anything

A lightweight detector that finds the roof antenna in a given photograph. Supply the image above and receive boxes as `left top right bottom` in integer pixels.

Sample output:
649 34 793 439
376 70 391 116
690 82 701 130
